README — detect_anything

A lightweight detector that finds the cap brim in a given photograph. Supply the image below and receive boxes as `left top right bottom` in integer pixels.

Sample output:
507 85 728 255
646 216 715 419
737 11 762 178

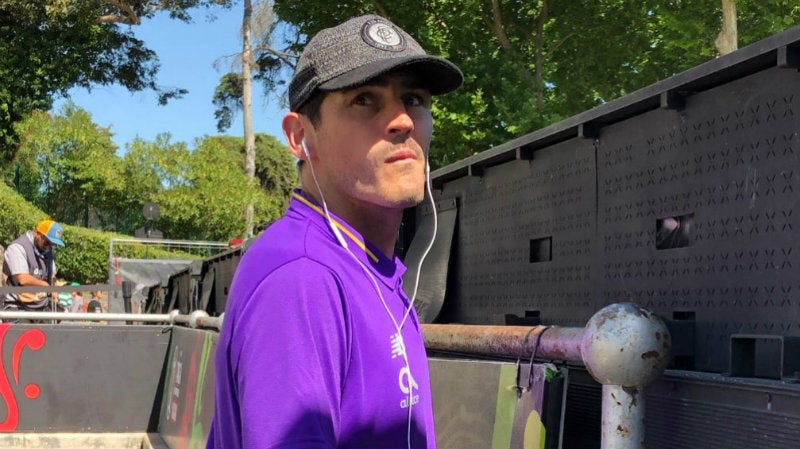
318 55 463 95
48 237 65 247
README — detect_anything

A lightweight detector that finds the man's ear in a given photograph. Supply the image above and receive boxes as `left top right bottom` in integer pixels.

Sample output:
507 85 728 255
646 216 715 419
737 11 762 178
282 112 308 161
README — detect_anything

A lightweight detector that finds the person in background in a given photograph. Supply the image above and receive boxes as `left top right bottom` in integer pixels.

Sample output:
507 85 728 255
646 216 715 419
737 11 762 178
69 282 84 313
2 220 65 311
90 290 104 304
87 294 105 324
56 280 72 311
207 14 462 449
87 299 102 313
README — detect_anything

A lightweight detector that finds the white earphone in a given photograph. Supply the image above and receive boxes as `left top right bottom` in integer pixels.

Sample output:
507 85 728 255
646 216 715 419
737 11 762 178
301 137 311 159
302 137 349 248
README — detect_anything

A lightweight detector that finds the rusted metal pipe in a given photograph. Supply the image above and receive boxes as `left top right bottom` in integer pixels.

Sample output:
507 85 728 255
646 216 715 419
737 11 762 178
422 324 583 362
581 303 671 449
421 303 671 449
602 385 645 449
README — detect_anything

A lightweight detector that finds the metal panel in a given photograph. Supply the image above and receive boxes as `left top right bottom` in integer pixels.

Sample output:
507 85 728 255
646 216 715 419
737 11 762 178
200 248 242 316
646 370 800 449
1 323 170 433
414 28 800 375
404 198 459 323
158 327 217 449
596 66 800 373
562 365 800 449
429 357 565 449
436 139 597 327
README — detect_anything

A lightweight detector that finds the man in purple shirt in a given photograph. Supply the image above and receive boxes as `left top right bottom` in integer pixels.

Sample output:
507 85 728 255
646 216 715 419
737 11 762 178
207 14 462 449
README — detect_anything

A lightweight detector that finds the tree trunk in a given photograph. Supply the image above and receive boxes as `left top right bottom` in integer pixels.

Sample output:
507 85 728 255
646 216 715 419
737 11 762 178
534 0 548 108
242 0 256 238
489 0 513 52
715 0 738 56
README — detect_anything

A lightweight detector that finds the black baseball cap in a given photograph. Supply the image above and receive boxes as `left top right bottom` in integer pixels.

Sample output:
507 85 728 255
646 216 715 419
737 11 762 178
288 14 463 112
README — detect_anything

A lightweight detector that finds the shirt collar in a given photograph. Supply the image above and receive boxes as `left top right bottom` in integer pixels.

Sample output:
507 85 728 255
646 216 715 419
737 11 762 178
289 189 407 289
291 190 381 263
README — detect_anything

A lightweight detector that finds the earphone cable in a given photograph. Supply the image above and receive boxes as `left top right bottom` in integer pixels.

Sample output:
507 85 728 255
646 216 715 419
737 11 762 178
304 142 415 448
400 161 437 330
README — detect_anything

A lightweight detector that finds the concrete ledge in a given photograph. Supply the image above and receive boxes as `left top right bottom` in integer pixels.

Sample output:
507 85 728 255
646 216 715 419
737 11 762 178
0 432 170 449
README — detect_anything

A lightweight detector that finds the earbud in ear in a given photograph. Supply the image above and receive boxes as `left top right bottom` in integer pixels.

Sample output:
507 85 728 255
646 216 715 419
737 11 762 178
301 138 311 159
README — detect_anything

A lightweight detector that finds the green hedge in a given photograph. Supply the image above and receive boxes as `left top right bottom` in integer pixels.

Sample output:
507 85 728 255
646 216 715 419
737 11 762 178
1 183 199 284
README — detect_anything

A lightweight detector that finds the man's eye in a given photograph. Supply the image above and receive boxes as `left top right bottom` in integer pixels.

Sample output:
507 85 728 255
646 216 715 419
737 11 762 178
353 94 373 106
404 93 430 107
405 95 421 106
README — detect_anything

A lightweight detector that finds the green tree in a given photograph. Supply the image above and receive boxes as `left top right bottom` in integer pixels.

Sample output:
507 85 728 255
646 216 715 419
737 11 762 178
148 134 292 240
208 133 297 198
269 0 800 167
119 133 188 234
0 0 232 167
9 101 295 240
11 103 126 227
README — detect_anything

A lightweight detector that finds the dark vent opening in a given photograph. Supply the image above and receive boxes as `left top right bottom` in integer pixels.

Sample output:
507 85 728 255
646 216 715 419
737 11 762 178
530 237 553 263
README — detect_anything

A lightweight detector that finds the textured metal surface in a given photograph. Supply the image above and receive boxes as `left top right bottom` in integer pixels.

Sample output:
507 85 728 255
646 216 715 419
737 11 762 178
414 28 800 375
563 367 800 449
601 385 645 449
433 138 597 328
597 66 800 373
423 324 583 362
202 247 242 316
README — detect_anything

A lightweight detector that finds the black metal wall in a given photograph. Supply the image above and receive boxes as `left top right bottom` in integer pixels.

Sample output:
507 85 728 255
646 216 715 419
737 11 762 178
2 324 170 432
412 26 800 375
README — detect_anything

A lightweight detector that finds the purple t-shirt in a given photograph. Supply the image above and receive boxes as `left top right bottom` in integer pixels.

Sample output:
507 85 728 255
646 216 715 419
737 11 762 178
207 191 436 449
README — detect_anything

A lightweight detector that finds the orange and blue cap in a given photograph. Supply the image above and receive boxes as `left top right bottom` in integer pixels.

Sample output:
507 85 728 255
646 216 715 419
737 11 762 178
35 220 65 247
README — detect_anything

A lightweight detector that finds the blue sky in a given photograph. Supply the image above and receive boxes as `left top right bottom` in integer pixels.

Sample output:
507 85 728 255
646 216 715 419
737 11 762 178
53 7 288 152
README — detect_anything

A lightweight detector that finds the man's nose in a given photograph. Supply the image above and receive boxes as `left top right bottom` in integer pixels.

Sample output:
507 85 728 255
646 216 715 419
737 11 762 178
385 100 414 135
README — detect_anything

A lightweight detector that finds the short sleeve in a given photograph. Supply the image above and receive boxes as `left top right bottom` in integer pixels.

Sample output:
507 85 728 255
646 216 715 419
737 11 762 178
4 243 29 276
228 258 350 449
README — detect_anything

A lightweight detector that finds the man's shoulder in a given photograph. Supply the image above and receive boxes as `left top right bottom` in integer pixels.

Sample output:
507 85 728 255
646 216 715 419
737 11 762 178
228 244 344 318
243 216 308 263
246 213 337 266
240 243 339 285
236 217 340 286
3 241 27 260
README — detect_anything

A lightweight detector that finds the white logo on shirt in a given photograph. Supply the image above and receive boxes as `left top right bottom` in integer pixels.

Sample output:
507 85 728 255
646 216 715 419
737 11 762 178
398 366 418 394
390 332 405 359
399 366 420 408
391 332 420 408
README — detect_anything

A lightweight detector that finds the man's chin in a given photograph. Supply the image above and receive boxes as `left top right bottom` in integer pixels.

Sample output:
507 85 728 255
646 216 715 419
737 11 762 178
396 191 427 209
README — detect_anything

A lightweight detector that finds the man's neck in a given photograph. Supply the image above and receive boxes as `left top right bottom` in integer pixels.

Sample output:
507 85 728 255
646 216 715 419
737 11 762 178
300 188 402 258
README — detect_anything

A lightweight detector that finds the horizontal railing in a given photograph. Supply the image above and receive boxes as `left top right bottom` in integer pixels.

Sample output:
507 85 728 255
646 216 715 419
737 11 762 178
0 308 223 329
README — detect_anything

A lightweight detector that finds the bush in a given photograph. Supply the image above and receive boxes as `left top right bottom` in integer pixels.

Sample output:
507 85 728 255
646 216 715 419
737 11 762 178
1 183 197 283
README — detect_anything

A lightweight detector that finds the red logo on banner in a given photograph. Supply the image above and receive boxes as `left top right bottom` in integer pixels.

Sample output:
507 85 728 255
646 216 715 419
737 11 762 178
0 324 45 432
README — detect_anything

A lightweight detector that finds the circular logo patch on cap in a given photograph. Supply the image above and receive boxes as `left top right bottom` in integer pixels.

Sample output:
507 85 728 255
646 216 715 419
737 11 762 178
361 18 406 52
